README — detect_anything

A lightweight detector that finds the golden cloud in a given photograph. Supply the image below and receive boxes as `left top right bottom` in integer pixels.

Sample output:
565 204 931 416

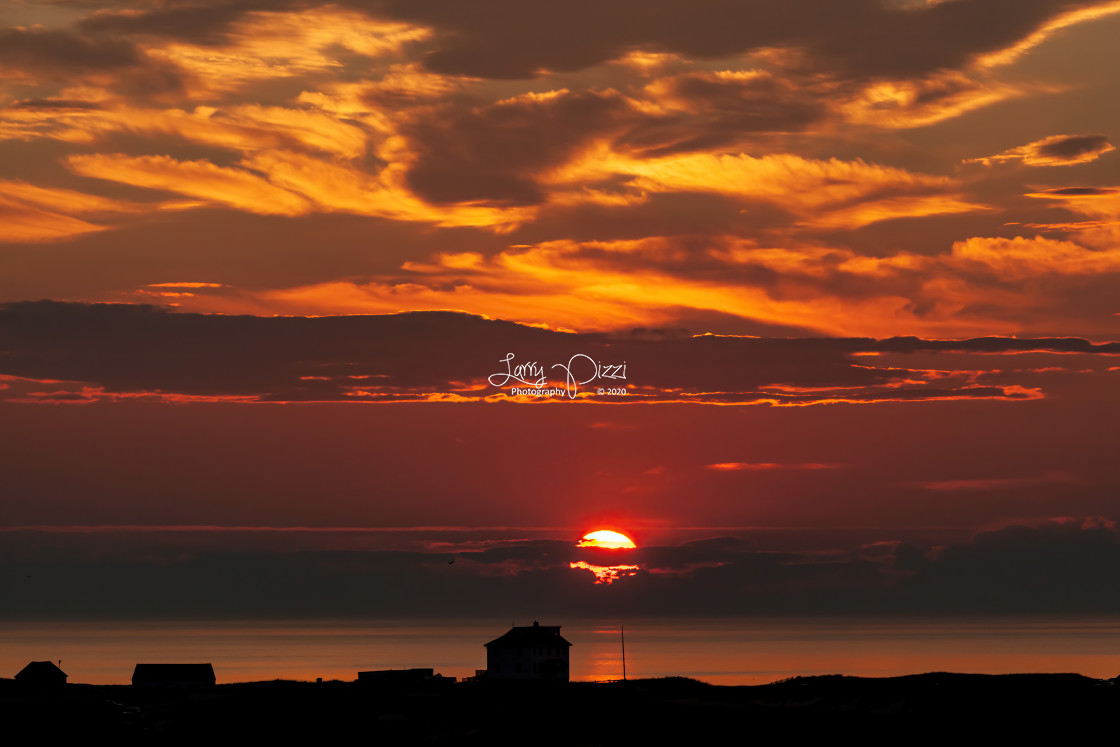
549 145 982 228
839 71 1023 129
66 153 313 216
143 9 431 94
157 217 1120 339
241 149 533 229
0 195 106 242
176 238 994 338
0 178 190 242
948 235 1120 279
967 134 1115 167
975 0 1120 69
1 102 370 158
0 179 149 215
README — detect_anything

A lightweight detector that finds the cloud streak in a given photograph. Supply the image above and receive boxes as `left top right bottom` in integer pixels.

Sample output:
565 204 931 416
968 134 1115 167
706 462 845 471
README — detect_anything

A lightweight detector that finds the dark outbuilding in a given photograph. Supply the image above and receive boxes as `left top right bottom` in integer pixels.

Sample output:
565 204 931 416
15 661 67 688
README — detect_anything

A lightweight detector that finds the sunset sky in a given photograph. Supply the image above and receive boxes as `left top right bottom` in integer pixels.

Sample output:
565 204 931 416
3 0 1120 620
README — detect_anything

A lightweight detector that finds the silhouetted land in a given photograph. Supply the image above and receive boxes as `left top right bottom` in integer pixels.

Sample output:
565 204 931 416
2 672 1114 741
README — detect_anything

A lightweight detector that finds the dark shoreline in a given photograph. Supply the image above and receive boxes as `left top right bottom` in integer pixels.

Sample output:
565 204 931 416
3 672 1116 740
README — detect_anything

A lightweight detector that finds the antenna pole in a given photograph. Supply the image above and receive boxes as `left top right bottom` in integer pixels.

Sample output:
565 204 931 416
621 624 627 682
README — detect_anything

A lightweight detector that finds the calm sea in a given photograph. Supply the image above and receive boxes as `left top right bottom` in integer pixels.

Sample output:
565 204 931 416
4 618 1120 685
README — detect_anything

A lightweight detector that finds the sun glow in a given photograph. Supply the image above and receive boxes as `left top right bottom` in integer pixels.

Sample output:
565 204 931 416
568 560 640 585
571 530 640 584
577 530 637 549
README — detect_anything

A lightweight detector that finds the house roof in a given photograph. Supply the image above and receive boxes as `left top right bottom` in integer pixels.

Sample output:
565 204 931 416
132 663 216 683
485 621 572 648
15 661 67 680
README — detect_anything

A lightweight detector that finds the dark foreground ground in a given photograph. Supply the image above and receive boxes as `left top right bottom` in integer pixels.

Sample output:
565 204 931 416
3 672 1116 742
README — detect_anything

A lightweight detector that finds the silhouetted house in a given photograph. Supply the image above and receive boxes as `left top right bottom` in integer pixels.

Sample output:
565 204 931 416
15 661 67 689
131 663 216 688
485 621 571 681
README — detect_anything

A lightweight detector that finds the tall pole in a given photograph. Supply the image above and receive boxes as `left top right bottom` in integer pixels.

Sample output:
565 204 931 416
621 624 627 682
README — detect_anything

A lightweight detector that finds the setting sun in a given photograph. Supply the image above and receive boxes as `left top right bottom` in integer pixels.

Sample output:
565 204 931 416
577 530 637 549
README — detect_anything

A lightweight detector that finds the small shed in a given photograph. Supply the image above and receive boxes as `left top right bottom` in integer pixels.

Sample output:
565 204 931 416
131 663 216 687
15 661 67 688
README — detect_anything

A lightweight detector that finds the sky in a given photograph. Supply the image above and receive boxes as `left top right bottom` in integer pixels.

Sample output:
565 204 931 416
2 0 1120 621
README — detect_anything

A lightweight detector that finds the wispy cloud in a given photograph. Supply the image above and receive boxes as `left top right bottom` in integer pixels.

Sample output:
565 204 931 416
967 134 1115 167
905 472 1082 492
706 462 846 472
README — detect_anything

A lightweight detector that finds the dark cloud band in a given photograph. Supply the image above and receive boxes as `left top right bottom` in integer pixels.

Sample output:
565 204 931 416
1 302 1114 404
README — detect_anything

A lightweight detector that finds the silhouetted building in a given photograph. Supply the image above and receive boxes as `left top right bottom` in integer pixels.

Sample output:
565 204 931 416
358 668 455 686
132 663 216 688
485 621 571 681
15 661 67 688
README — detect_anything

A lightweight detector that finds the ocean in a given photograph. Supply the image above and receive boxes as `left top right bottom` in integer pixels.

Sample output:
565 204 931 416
5 617 1120 685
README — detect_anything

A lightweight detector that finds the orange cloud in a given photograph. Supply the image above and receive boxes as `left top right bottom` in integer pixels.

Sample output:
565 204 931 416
242 149 532 229
640 67 822 129
548 146 983 228
14 99 527 229
0 179 147 215
1 102 371 158
143 9 431 94
0 195 106 242
839 71 1023 129
975 0 1120 69
808 194 987 230
192 238 993 338
1017 188 1120 258
151 211 1120 338
66 153 312 216
967 134 1115 167
613 50 685 74
947 235 1120 279
358 64 476 105
0 178 188 242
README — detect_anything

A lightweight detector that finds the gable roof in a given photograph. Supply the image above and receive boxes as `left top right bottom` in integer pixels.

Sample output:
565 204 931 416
485 621 572 649
15 661 67 680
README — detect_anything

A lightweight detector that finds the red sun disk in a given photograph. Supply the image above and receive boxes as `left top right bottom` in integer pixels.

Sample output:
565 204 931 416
577 530 637 549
